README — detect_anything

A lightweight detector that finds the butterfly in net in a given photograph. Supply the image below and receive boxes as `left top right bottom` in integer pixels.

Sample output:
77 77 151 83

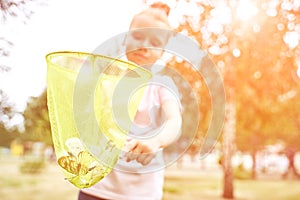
58 151 97 176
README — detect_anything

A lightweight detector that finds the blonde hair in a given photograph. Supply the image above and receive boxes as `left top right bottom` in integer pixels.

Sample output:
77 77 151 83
130 2 171 29
149 2 170 16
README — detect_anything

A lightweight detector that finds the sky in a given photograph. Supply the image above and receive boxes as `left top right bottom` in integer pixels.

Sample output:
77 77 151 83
1 0 299 114
0 0 201 113
0 0 203 128
0 0 193 112
0 0 146 112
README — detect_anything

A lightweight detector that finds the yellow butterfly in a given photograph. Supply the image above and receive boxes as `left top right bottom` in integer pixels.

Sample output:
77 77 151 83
58 151 96 176
58 150 110 188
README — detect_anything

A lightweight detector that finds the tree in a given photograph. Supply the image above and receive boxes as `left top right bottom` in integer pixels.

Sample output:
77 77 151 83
0 123 19 147
144 0 300 198
233 0 300 179
22 89 52 145
174 2 237 198
0 89 21 146
275 86 300 179
0 0 49 147
165 59 212 158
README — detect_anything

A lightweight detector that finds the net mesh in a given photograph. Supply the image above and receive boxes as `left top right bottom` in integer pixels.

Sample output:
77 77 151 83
46 52 151 188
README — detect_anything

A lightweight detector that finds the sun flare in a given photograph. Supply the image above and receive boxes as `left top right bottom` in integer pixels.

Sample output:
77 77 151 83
236 0 258 21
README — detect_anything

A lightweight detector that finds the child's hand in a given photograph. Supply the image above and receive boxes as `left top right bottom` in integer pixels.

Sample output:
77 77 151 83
123 138 161 166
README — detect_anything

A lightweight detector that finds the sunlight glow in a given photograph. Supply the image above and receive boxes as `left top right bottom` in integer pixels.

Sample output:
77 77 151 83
233 48 241 57
236 0 258 21
211 5 232 25
284 31 299 49
278 90 297 102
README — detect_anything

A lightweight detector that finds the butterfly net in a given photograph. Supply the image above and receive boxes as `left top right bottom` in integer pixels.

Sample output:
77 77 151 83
46 52 152 188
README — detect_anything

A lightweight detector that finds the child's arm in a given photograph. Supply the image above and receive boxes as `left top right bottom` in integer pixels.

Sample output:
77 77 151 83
125 99 182 165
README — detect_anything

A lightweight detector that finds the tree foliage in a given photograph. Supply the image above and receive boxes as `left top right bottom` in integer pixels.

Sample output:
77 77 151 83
157 0 300 154
0 89 21 146
22 89 52 145
233 1 300 154
144 0 300 196
0 0 47 146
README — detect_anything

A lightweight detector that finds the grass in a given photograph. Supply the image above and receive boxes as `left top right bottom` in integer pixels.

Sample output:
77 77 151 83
163 164 300 200
0 155 300 200
0 155 78 200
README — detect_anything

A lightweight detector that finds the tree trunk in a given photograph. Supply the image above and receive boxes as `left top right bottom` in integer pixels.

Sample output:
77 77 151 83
222 102 235 199
283 148 300 179
251 150 257 179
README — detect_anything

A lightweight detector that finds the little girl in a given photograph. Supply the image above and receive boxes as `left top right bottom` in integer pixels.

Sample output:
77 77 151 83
79 3 182 200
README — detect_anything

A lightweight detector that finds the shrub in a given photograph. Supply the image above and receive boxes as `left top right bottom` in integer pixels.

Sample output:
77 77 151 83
19 156 46 174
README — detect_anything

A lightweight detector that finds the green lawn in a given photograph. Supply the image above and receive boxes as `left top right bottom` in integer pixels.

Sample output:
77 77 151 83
0 155 299 200
164 166 300 200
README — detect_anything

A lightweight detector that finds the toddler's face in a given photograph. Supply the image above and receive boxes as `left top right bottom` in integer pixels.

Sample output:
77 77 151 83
125 14 170 68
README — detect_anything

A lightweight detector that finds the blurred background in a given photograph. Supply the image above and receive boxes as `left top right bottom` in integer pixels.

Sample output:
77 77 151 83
1 0 300 199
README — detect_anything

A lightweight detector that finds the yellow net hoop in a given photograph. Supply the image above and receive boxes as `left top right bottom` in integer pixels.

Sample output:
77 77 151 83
46 51 151 188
